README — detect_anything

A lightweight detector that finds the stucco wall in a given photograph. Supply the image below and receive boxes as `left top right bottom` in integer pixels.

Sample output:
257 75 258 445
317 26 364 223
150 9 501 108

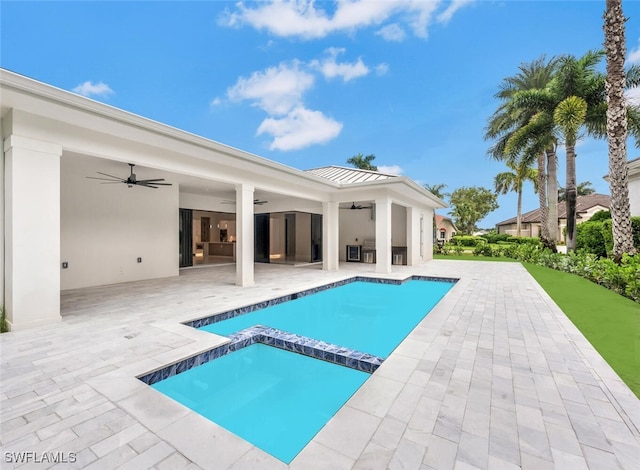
629 175 640 217
60 155 179 290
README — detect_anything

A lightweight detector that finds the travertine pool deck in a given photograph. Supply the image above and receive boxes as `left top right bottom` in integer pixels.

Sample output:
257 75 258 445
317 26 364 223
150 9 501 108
1 260 639 469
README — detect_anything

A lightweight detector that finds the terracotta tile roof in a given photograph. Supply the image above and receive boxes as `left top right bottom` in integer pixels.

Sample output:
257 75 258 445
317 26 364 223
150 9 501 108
304 166 396 184
496 194 611 226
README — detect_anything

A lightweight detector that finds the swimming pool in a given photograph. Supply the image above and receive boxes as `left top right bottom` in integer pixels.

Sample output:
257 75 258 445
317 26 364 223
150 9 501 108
200 278 454 358
146 276 455 463
152 343 369 463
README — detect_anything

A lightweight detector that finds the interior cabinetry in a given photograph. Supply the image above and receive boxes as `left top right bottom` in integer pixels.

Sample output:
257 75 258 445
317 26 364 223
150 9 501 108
208 242 236 260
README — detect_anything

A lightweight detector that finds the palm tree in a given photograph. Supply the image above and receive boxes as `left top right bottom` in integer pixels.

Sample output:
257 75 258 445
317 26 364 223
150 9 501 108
485 56 558 249
491 50 640 252
558 181 596 201
423 183 448 200
554 95 588 250
494 159 537 237
347 153 377 170
604 0 636 257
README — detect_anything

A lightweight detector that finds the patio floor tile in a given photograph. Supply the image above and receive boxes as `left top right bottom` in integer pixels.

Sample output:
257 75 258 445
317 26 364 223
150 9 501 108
1 260 638 469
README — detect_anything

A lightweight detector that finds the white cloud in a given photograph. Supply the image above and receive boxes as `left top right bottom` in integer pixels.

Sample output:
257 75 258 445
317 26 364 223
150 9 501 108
72 81 114 98
226 62 314 115
626 87 640 107
221 0 470 40
210 97 222 107
312 48 369 82
257 107 343 151
628 38 640 64
375 63 390 76
376 23 406 42
437 0 473 24
378 164 404 175
224 61 346 150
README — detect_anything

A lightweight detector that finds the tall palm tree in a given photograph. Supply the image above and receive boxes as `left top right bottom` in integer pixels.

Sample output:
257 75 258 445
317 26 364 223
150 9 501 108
347 153 377 171
485 56 558 250
554 95 588 250
494 159 538 237
604 0 636 257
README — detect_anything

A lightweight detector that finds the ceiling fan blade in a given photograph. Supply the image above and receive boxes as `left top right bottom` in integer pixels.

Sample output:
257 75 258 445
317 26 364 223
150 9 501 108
136 178 166 183
86 176 123 182
146 182 172 186
96 171 126 180
136 183 159 189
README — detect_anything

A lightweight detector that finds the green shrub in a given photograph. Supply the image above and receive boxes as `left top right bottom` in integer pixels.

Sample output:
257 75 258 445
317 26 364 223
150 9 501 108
576 221 607 258
589 210 611 222
480 233 513 244
451 235 486 247
601 219 614 256
502 243 639 304
473 244 493 257
0 305 8 333
510 236 542 246
633 217 640 248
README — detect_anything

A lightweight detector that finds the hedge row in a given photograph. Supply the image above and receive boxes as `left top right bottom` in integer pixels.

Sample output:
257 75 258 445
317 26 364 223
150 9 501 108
503 245 639 303
576 216 640 258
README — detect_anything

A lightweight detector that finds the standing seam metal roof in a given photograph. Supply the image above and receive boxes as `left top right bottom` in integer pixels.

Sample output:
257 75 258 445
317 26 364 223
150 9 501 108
304 166 396 184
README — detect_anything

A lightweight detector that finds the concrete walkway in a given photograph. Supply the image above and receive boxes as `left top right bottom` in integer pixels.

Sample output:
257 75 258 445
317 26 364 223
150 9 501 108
1 260 639 469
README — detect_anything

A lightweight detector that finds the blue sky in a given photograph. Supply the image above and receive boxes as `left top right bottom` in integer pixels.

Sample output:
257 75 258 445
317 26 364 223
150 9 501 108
2 0 640 227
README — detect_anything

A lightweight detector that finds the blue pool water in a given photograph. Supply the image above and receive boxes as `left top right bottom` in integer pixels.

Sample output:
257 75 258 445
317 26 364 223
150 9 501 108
152 343 369 463
200 279 454 357
152 278 454 463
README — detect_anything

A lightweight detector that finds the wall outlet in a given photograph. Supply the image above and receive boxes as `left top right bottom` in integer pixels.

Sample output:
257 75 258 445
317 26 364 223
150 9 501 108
137 257 142 263
62 262 68 269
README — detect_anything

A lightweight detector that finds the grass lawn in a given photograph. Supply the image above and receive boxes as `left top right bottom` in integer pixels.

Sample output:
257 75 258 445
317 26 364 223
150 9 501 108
523 262 640 398
433 254 517 262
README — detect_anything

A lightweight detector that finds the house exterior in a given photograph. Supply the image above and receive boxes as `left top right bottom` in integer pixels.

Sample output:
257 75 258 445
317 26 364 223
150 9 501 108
0 69 445 330
435 214 457 242
496 194 611 240
629 157 640 216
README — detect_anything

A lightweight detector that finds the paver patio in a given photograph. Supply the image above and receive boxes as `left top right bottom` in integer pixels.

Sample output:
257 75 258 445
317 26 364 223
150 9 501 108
1 260 639 469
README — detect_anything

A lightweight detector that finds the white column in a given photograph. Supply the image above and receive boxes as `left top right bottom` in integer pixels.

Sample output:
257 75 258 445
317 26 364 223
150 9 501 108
425 209 434 261
322 201 339 270
406 206 417 266
235 184 254 286
4 136 62 329
375 197 392 273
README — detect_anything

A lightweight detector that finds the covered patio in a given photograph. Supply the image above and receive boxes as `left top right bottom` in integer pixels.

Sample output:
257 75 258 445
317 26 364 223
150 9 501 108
1 260 639 469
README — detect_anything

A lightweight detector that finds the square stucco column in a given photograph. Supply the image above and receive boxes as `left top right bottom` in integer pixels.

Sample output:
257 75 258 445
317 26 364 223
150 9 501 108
4 135 62 329
406 206 418 266
375 197 392 273
322 201 339 271
235 184 254 286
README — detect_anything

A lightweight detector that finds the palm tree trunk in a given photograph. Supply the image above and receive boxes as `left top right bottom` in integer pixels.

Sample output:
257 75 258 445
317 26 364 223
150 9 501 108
565 145 578 251
536 151 554 250
546 147 559 243
516 187 523 237
604 0 636 258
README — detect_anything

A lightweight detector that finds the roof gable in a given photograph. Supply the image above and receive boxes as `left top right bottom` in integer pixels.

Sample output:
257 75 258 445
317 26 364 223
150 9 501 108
496 194 611 226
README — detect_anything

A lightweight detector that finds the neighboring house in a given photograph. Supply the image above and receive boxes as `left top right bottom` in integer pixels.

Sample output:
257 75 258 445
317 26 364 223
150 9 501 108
0 69 445 330
435 214 457 242
629 157 640 216
496 194 611 240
